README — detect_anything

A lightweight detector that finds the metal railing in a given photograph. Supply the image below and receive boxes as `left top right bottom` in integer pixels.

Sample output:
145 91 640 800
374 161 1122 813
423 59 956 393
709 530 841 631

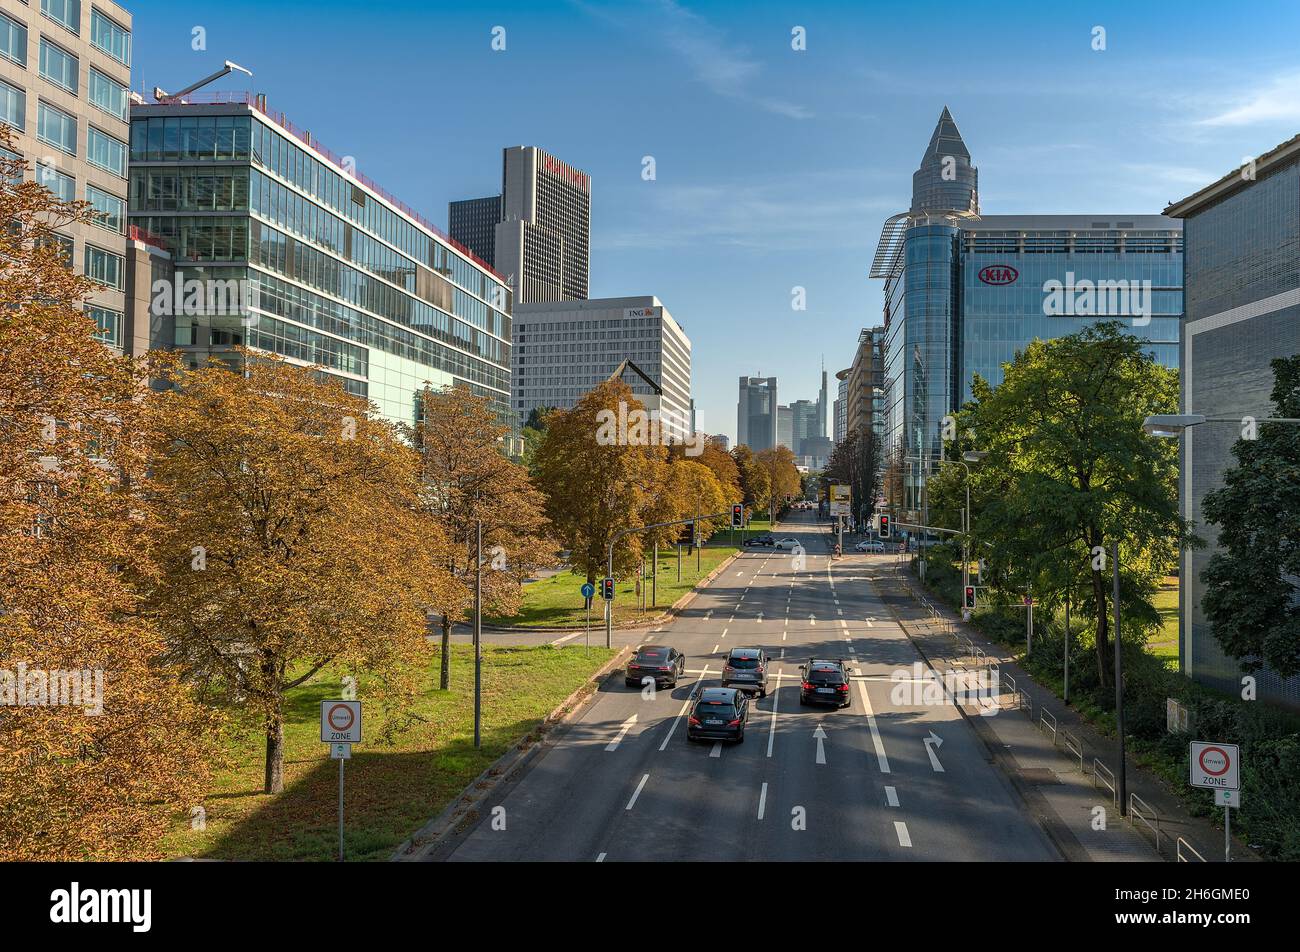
1093 758 1117 804
1039 707 1058 744
1129 792 1161 852
1017 690 1033 717
1061 730 1084 772
1177 837 1206 862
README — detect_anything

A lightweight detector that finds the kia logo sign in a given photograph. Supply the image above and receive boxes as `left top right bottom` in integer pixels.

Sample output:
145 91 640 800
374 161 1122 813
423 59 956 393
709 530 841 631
978 265 1018 285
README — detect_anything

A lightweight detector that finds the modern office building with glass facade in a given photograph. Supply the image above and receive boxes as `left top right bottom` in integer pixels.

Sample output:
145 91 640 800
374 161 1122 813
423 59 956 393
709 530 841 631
128 95 512 428
1166 133 1300 709
1 0 133 352
872 109 1183 511
737 376 778 451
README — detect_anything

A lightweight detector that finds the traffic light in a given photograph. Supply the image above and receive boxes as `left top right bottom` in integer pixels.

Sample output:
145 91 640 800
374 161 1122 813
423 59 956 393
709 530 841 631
731 503 744 528
964 586 976 610
879 514 891 539
601 577 615 601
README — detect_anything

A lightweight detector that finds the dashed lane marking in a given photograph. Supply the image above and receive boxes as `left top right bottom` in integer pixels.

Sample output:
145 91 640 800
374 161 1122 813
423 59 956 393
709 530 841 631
625 774 649 810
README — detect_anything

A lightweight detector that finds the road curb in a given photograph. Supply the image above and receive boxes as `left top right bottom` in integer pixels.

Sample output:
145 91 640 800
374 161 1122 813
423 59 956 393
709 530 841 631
391 644 633 862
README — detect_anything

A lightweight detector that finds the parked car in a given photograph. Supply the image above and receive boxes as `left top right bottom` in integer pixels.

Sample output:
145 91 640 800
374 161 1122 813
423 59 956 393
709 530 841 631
773 537 801 550
799 659 852 708
686 687 749 743
743 535 775 547
625 645 685 688
855 539 885 553
721 647 769 697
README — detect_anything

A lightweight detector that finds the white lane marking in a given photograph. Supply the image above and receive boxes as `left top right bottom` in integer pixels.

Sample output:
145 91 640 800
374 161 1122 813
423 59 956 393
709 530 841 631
721 628 728 639
924 731 946 772
660 666 710 750
605 714 638 752
837 608 843 615
814 724 827 765
848 646 856 654
596 852 606 862
840 619 848 629
550 630 583 645
866 617 874 627
756 613 763 624
709 741 723 758
711 643 719 654
757 782 768 819
885 785 900 807
809 615 817 626
625 773 650 810
782 630 788 641
894 820 912 847
855 679 891 774
766 672 783 757
728 616 735 624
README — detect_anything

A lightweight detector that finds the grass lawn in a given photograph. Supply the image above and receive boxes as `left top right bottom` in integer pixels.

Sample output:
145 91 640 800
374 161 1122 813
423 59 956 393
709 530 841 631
1149 575 1179 670
161 644 616 862
488 541 739 628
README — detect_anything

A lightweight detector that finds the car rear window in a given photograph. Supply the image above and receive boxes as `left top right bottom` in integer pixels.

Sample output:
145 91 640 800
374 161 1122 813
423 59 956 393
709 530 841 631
728 656 760 669
807 666 843 683
694 701 736 719
634 650 667 663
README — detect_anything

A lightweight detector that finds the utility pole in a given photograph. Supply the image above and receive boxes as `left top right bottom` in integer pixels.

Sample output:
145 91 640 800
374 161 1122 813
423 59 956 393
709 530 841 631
652 540 657 608
473 519 482 749
1063 590 1071 704
1112 540 1126 816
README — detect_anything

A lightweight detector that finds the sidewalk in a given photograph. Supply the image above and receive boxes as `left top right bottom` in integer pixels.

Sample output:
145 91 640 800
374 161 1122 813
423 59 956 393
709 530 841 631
871 562 1258 863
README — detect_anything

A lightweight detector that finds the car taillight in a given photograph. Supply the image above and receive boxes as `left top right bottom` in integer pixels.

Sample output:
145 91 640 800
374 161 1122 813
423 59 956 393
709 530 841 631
838 683 850 691
801 682 813 691
688 716 700 726
727 719 741 727
658 666 671 671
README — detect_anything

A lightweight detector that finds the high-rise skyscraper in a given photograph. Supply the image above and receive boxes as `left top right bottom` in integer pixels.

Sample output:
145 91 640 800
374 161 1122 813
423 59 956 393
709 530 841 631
450 146 591 304
737 377 777 451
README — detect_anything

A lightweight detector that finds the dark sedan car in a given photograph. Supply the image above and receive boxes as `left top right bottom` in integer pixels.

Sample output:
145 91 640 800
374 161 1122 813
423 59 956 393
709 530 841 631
625 645 685 688
686 687 749 743
798 659 852 708
743 535 775 547
721 647 769 697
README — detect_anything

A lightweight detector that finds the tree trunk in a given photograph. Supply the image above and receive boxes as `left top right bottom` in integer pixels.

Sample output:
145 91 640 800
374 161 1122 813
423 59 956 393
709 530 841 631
440 613 452 690
263 684 284 794
1091 566 1110 689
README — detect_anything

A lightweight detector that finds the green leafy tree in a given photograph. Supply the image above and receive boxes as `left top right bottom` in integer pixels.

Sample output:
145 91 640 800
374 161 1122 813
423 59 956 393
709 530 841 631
1201 355 1300 679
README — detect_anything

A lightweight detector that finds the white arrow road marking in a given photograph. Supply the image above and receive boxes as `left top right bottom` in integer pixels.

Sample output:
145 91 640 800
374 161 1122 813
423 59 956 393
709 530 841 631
660 666 710 750
885 785 900 807
596 852 607 862
814 724 828 765
625 773 649 810
606 714 638 752
924 730 945 772
809 615 817 626
757 782 768 819
894 820 912 847
710 741 723 758
855 680 891 774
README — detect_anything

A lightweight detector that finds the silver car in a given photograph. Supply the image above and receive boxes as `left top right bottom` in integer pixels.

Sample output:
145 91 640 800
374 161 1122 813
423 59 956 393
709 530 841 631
721 647 769 697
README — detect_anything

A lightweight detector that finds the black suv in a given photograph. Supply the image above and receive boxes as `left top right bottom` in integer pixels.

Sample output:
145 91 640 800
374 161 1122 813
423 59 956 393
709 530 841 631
799 659 852 708
721 647 769 697
687 687 749 743
625 645 685 688
743 535 775 547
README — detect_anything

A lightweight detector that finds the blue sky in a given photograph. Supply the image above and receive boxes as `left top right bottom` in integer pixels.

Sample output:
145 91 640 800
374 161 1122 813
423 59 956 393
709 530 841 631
131 0 1300 440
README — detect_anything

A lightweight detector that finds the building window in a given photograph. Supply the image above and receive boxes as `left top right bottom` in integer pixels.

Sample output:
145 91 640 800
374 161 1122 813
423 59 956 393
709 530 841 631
85 244 122 289
87 184 123 233
0 80 25 131
0 13 27 67
88 305 120 345
86 126 124 175
40 232 74 266
36 161 74 202
88 68 127 121
39 38 78 94
90 8 129 65
41 0 81 37
37 101 76 155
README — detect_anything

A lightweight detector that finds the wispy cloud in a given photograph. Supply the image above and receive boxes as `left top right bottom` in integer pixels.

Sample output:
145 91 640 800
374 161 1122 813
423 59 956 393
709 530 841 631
1198 69 1300 127
576 0 812 119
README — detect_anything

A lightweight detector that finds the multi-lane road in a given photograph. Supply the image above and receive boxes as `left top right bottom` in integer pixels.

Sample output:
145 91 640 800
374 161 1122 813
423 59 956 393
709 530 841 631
433 510 1058 862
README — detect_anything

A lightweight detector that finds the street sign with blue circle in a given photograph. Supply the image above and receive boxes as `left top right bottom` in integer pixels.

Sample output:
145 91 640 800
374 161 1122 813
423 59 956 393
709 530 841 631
581 583 595 599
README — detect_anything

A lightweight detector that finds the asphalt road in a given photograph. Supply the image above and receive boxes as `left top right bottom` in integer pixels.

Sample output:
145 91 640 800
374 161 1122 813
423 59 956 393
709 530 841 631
434 510 1059 862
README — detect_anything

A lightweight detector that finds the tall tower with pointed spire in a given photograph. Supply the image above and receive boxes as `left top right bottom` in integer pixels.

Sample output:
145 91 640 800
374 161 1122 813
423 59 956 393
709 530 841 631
910 107 978 216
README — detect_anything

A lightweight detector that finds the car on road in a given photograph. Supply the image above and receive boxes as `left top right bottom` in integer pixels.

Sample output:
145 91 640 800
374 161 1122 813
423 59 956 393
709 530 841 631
721 647 769 697
686 686 749 743
625 645 685 688
743 535 775 547
773 537 801 550
799 658 852 708
855 539 886 553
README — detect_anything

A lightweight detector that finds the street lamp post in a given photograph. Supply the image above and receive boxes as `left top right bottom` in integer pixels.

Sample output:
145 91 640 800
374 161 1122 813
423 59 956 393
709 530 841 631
473 518 482 749
1112 539 1125 815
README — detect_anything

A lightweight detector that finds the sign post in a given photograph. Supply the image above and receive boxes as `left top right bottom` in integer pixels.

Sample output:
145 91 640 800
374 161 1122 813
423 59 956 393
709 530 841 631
581 582 595 654
1189 741 1240 862
321 700 362 861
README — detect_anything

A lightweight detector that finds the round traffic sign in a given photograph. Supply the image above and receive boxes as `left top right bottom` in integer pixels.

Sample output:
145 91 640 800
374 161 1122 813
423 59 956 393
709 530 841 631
1198 745 1231 777
581 582 595 599
327 703 355 734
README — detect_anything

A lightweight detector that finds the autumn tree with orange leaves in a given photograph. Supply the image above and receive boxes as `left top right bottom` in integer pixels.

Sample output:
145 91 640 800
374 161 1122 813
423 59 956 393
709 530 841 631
144 352 457 794
0 132 218 859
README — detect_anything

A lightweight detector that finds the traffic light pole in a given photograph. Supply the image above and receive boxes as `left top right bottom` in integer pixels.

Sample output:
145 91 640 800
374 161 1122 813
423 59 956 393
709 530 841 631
605 510 730 649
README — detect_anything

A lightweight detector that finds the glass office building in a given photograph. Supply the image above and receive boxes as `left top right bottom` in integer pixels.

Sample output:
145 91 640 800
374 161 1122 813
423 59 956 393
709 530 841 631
1166 133 1300 709
128 97 512 427
874 110 1182 510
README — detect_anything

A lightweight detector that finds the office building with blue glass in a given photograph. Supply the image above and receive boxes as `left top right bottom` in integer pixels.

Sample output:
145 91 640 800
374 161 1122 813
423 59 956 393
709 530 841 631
872 109 1183 511
128 95 512 427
